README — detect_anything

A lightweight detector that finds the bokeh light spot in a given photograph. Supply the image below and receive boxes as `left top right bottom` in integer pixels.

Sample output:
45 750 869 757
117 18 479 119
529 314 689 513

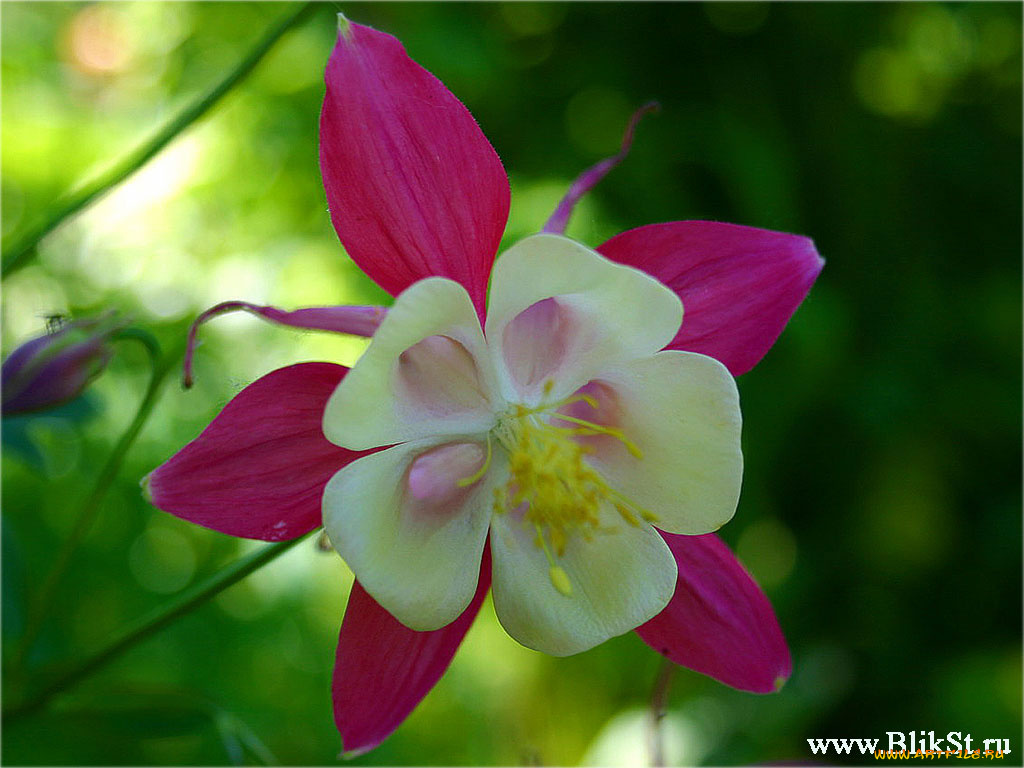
63 4 135 77
854 47 942 121
565 86 632 157
499 4 565 37
581 706 701 767
128 524 197 594
735 516 798 589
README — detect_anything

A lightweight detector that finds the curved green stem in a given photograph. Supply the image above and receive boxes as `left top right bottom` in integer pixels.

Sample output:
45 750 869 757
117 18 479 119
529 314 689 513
11 331 170 672
4 533 312 723
1 1 317 278
112 326 163 360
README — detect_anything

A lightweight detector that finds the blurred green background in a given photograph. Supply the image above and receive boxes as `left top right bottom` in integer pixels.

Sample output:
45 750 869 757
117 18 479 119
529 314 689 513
2 2 1021 765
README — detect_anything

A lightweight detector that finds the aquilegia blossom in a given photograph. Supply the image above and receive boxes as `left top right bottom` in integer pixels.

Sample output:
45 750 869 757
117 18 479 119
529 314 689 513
146 16 823 755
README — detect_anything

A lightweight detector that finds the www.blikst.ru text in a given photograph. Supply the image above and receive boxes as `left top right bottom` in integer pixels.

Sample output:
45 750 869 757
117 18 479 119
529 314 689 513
807 733 1012 759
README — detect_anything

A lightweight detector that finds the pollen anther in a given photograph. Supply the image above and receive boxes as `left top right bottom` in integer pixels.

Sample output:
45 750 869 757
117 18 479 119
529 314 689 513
549 566 573 596
491 386 653 593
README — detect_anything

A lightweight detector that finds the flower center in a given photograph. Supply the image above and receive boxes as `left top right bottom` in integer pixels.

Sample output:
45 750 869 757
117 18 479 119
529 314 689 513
477 381 656 597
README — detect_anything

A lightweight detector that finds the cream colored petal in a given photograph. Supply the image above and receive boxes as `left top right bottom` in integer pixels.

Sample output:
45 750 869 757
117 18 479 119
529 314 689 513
323 438 499 631
585 350 743 535
485 234 683 405
323 277 499 450
489 505 677 656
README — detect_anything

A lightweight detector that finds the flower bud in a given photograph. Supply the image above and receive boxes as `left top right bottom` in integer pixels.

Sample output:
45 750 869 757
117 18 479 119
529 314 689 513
2 313 122 416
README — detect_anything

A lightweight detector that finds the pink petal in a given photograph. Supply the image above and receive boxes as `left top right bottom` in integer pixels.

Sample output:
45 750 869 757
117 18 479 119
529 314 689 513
397 334 492 419
183 302 385 388
333 546 492 756
500 297 575 392
406 442 487 511
319 19 510 317
635 533 791 694
597 221 824 376
146 363 369 542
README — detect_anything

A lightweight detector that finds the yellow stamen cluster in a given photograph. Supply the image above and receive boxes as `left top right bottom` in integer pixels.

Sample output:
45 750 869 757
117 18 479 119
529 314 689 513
488 383 656 596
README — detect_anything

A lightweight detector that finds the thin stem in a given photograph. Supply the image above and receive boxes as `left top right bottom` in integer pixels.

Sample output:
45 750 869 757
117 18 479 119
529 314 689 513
112 326 163 360
11 331 170 672
4 533 312 723
647 656 675 768
1 2 317 278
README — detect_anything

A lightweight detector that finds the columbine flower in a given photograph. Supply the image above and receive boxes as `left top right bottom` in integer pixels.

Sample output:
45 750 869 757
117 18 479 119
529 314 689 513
146 16 823 755
2 313 123 416
320 231 743 657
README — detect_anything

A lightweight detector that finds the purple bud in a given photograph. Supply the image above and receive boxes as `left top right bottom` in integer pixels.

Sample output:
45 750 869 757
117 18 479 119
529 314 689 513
2 313 123 416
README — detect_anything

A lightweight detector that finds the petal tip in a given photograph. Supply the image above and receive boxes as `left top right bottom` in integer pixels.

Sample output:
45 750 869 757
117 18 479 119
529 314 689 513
140 471 154 503
340 742 375 760
337 12 353 42
794 234 826 277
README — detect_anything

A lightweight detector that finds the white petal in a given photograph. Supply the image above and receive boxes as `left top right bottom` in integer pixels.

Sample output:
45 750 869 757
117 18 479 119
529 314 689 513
585 350 742 534
323 439 499 630
485 234 683 404
489 506 677 656
323 277 499 450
